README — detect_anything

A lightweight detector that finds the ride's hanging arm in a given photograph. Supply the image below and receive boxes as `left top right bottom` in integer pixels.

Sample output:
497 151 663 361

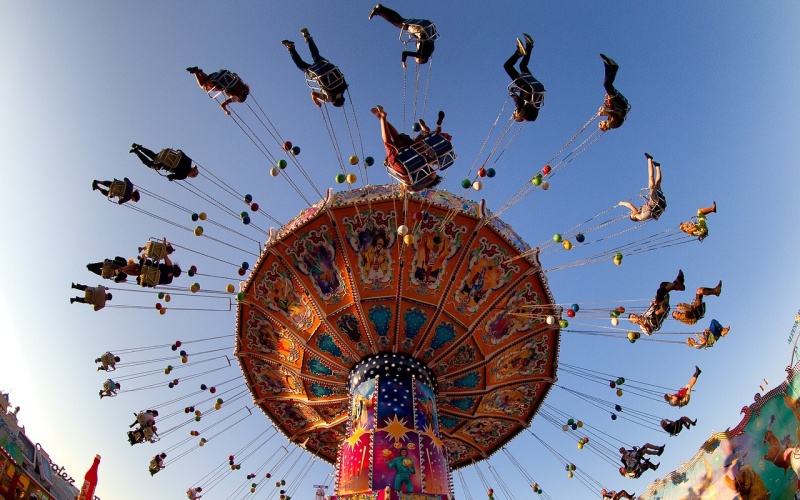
490 111 603 222
456 470 476 500
226 433 289 500
537 406 631 471
487 460 517 500
190 430 280 496
500 448 547 498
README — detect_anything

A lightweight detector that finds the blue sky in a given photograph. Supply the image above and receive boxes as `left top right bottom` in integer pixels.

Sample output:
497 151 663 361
1 2 799 499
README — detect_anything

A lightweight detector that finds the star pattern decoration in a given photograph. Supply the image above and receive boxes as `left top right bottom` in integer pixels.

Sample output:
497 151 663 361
379 414 414 443
344 425 370 449
420 424 444 450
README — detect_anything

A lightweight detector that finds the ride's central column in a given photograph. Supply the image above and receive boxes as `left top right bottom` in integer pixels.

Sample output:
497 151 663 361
333 353 452 500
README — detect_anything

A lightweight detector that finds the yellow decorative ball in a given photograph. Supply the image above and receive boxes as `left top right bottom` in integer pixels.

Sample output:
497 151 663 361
403 234 415 245
199 212 207 221
226 284 235 293
562 240 572 250
346 173 357 184
349 155 359 165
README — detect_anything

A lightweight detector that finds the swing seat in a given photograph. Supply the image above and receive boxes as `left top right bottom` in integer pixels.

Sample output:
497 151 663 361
83 288 97 302
400 19 439 42
101 260 121 279
639 299 670 335
106 179 128 200
304 61 347 95
139 265 162 287
387 134 456 190
508 75 546 109
102 380 118 396
154 149 183 171
143 240 168 262
206 70 240 98
639 188 667 220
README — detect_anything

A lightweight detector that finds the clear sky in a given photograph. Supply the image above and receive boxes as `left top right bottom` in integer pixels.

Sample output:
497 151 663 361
1 2 799 499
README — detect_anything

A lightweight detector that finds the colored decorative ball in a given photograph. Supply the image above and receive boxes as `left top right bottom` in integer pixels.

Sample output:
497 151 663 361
615 404 622 412
577 421 583 428
168 382 174 388
473 180 482 190
486 168 496 178
546 316 555 325
577 442 584 449
158 291 165 299
346 173 357 184
542 165 552 175
541 181 550 190
566 309 575 317
191 213 199 221
215 403 222 410
180 350 187 357
241 262 249 270
412 122 421 132
627 331 637 341
532 176 542 186
210 387 216 393
270 167 280 177
610 381 616 388
611 317 619 326
155 303 162 310
199 212 207 221
365 156 374 166
567 418 575 425
461 179 471 189
559 319 569 328
175 341 182 347
195 410 202 416
278 159 287 169
242 216 251 225
553 234 562 243
403 234 415 245
283 141 292 151
195 416 201 422
618 306 626 314
237 268 246 276
567 471 573 479
226 284 235 293
250 203 259 212
575 233 585 243
159 308 166 315
478 167 486 178
571 304 579 312
562 240 572 250
335 173 346 183
615 388 623 397
617 377 625 385
397 225 409 236
164 294 170 302
291 146 300 156
611 413 617 420
244 194 253 203
194 226 203 236
188 269 195 277
182 356 188 363
349 155 358 165
201 384 207 390
236 292 245 301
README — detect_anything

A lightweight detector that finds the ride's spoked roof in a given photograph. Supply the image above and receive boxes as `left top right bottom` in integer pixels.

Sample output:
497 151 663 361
235 185 560 468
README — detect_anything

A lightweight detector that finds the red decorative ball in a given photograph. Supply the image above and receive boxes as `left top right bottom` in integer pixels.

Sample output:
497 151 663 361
250 203 259 212
283 141 292 151
175 340 182 347
566 309 575 317
210 387 217 394
542 164 552 175
238 268 246 276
